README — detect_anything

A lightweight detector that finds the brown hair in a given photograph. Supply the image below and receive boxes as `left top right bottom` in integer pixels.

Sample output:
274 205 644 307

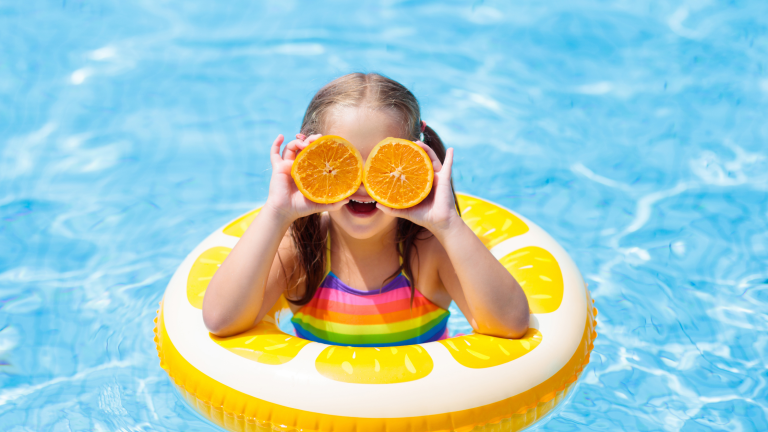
287 73 460 305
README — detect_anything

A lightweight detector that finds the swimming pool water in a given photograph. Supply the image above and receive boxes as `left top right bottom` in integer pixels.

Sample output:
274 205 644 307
2 1 767 430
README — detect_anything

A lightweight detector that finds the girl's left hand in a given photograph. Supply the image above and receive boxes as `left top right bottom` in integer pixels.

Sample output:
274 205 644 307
375 143 462 235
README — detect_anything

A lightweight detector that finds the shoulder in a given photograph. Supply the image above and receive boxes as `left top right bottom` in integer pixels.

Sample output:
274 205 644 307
277 224 297 259
411 229 452 308
411 230 450 280
413 229 448 262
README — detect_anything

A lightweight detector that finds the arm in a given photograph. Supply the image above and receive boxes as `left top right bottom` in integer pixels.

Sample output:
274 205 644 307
376 146 529 338
202 207 293 336
202 134 346 336
433 216 530 338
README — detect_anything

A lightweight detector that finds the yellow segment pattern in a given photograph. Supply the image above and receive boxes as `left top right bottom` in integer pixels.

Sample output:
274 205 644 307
499 247 564 314
222 207 262 238
187 246 231 309
316 345 433 384
211 322 311 365
438 329 542 369
457 194 529 248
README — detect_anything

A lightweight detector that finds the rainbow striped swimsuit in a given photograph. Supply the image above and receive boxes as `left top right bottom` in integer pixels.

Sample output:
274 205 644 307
291 238 450 347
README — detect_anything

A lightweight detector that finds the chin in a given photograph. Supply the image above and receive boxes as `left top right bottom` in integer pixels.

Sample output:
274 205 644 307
329 204 397 239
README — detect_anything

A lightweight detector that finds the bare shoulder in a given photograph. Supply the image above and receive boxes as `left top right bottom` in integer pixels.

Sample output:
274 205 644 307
412 230 452 307
414 230 449 265
413 231 452 279
274 222 299 296
276 224 297 264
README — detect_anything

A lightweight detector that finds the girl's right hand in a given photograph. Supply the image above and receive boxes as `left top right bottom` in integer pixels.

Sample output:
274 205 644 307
264 133 349 223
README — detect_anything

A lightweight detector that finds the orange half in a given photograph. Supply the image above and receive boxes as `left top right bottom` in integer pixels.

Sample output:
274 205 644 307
291 135 364 204
363 138 434 209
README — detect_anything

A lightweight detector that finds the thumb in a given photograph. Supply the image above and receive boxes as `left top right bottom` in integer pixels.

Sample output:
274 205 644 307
328 198 350 212
375 203 409 220
375 203 393 213
310 198 350 214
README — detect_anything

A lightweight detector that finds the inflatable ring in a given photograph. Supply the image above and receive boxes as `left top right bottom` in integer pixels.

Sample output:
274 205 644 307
154 193 597 432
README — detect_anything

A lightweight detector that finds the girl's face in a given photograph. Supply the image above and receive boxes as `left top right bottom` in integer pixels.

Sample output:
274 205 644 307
324 106 406 240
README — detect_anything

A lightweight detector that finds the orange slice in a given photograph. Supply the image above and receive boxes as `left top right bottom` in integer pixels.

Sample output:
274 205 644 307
315 345 433 384
210 323 311 365
439 329 542 369
499 246 564 314
187 247 231 309
362 138 434 209
291 135 363 204
222 207 261 237
457 194 529 248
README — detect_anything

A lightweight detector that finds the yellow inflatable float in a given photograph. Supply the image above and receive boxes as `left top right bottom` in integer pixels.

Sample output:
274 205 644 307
154 194 597 432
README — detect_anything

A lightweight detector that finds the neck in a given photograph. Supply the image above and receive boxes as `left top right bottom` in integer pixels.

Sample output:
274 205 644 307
329 220 399 274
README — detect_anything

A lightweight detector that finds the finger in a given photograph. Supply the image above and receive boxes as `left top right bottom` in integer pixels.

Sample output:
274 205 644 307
271 135 285 166
375 203 409 220
283 139 304 161
440 148 454 180
296 133 307 140
296 133 322 152
414 141 442 171
312 198 350 214
375 203 394 215
327 198 350 212
300 133 323 149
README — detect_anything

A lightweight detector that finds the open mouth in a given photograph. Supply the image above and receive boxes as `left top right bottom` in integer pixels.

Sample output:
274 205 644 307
346 199 378 216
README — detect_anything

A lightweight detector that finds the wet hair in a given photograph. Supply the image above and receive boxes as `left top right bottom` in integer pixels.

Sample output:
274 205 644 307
286 73 460 305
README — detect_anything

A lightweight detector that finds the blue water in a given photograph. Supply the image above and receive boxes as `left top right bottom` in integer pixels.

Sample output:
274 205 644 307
2 1 767 430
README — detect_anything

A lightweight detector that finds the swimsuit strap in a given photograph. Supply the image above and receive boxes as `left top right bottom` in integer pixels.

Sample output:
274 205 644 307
397 242 409 282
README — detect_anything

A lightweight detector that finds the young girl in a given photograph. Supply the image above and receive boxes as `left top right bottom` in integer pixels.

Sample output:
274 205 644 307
202 73 529 345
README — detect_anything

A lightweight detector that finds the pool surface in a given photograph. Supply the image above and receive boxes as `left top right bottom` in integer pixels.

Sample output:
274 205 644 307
2 1 767 430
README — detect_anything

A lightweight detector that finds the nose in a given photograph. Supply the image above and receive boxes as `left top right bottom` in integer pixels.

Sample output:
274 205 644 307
349 183 373 200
